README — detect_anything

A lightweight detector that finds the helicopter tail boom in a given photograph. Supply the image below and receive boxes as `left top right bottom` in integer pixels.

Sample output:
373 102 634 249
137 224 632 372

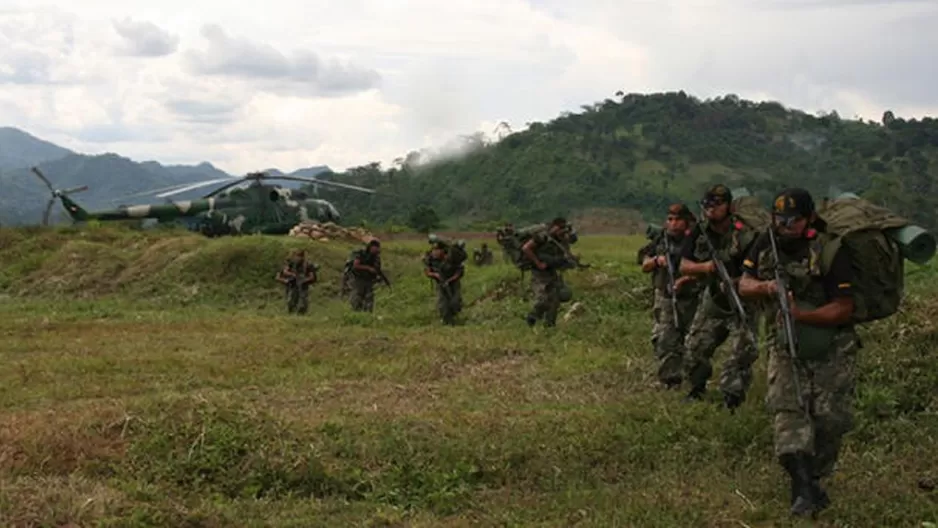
60 194 90 221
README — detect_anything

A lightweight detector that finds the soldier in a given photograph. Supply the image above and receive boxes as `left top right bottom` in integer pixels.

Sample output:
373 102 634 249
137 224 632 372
339 251 355 298
738 188 856 516
637 223 666 346
679 184 760 410
424 241 465 325
275 249 318 314
349 239 387 312
521 217 575 328
473 243 494 266
495 223 517 263
640 203 701 388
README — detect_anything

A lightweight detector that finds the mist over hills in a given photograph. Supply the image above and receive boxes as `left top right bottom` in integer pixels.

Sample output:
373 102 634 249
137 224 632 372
314 92 938 231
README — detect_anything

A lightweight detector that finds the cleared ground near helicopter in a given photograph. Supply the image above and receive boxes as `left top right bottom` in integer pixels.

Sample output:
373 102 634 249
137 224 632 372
1 225 936 527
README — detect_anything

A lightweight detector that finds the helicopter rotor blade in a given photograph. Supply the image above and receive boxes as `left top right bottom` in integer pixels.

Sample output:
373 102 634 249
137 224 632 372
155 177 240 198
43 197 54 226
61 185 89 195
115 180 219 201
30 167 55 192
271 175 377 194
201 178 255 199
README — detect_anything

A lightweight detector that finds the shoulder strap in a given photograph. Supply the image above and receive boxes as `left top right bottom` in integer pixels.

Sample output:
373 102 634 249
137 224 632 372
817 233 841 275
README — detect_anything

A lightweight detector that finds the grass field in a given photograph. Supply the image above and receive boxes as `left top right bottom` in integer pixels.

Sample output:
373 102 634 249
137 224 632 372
1 225 937 527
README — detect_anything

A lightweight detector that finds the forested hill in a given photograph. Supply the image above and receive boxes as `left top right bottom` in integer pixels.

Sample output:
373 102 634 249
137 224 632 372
316 92 938 231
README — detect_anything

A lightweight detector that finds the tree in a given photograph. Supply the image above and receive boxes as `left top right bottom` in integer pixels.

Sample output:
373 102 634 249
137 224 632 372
408 205 441 234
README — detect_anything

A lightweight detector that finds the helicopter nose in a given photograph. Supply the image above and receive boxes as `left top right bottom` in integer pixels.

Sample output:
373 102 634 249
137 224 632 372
268 190 279 202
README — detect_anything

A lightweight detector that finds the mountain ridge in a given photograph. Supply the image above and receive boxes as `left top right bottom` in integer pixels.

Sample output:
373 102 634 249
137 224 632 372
310 91 938 232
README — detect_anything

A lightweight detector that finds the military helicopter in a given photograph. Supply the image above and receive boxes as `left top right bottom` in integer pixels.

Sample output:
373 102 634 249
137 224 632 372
31 167 377 237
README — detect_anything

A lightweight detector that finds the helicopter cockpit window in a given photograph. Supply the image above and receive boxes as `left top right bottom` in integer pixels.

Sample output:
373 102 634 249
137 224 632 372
269 190 279 202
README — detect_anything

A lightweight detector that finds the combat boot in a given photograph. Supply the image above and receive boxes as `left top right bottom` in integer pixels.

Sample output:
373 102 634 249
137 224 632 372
810 477 830 510
682 385 705 402
789 476 830 512
723 392 742 412
780 452 821 517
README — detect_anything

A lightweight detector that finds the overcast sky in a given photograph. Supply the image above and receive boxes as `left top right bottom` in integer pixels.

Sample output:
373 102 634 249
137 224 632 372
1 0 935 175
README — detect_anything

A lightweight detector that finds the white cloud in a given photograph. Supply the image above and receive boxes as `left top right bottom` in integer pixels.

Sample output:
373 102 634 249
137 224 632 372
112 17 179 57
0 0 935 178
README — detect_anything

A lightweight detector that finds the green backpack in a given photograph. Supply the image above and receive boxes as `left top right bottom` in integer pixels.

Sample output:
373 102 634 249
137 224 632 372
507 224 551 269
731 192 771 233
428 234 468 267
817 193 935 323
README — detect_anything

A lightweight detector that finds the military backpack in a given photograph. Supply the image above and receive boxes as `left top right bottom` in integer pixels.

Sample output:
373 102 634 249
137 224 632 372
427 234 468 267
507 223 580 270
816 194 935 324
731 194 772 233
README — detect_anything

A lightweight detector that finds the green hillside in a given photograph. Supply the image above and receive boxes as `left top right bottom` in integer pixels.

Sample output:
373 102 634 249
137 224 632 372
315 92 938 231
1 226 936 526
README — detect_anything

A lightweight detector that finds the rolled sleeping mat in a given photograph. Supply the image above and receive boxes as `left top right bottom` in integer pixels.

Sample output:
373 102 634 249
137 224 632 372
886 224 936 265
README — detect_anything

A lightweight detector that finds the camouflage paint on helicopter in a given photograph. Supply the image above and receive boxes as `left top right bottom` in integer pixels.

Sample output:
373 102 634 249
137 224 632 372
35 169 375 237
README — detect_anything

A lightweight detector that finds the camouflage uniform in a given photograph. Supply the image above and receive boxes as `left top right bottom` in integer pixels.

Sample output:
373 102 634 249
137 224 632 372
424 250 465 324
525 231 571 327
496 226 517 263
349 249 382 312
645 232 702 386
682 217 760 404
637 232 665 345
340 250 357 297
286 260 317 314
742 189 858 515
473 244 494 266
276 258 317 314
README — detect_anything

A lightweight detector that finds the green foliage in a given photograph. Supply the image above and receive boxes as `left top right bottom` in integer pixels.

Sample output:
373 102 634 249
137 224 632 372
407 205 441 234
315 92 938 231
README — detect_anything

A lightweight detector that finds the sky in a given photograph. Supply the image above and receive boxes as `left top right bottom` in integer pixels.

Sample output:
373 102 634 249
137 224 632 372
1 0 936 175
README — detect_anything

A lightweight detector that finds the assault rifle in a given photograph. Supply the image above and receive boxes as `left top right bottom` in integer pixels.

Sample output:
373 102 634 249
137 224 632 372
549 229 591 270
701 233 758 346
662 235 681 326
767 227 808 417
375 267 392 289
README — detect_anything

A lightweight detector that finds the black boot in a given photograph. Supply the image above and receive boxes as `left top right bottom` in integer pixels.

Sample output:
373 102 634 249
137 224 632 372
789 477 829 510
723 392 742 413
683 385 705 402
812 477 830 510
780 453 820 517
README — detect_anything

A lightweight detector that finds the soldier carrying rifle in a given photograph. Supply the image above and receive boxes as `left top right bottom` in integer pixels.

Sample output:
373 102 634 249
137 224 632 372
640 203 701 388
